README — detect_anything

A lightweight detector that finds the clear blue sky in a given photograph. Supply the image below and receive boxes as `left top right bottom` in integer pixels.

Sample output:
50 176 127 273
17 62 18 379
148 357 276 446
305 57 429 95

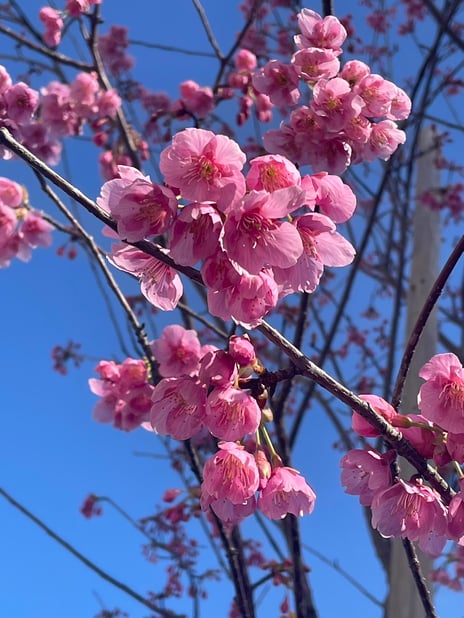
1 2 463 617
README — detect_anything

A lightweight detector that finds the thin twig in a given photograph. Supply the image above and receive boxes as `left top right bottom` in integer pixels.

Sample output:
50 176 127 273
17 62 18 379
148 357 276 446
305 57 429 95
0 487 185 618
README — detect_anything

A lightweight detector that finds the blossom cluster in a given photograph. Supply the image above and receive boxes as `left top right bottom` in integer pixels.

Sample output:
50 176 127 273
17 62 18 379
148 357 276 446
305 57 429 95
252 9 411 174
341 353 464 557
0 177 53 267
89 325 316 526
88 357 154 431
0 64 120 167
39 1 102 47
99 131 356 327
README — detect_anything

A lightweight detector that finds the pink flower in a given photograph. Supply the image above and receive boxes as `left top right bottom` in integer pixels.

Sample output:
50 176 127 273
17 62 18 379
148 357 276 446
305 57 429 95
291 48 340 82
97 166 177 242
252 60 300 109
274 212 355 295
246 154 302 193
387 86 412 121
235 48 257 72
355 74 398 118
393 413 437 460
205 385 261 441
352 394 399 438
66 0 94 17
448 479 464 543
303 135 353 175
202 251 279 327
0 66 12 95
69 72 99 116
159 128 246 209
222 188 304 274
201 494 256 528
258 467 316 519
359 119 406 162
109 244 182 311
371 478 448 557
446 431 464 463
0 177 23 207
311 78 365 133
339 60 371 87
4 82 39 125
228 335 256 367
340 448 393 506
98 25 134 77
418 353 464 433
178 80 215 118
20 212 54 248
198 350 237 389
118 358 149 390
306 172 356 223
89 358 153 431
150 376 206 440
0 204 17 245
168 203 222 267
201 442 259 505
295 8 347 52
39 7 64 47
150 324 202 378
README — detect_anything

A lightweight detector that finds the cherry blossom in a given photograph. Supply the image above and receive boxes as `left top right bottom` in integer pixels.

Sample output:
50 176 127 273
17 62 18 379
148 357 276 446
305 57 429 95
305 172 356 223
340 448 394 506
149 376 206 440
371 478 448 557
198 350 237 389
252 59 300 109
97 165 177 242
177 80 215 119
168 203 223 267
202 251 279 327
201 442 260 507
89 358 153 431
109 244 182 311
291 47 340 83
246 154 302 193
258 466 316 519
311 78 364 133
205 385 261 441
351 394 399 438
295 8 347 52
150 324 202 378
274 212 355 296
418 353 464 434
159 128 246 208
39 7 64 47
222 188 304 275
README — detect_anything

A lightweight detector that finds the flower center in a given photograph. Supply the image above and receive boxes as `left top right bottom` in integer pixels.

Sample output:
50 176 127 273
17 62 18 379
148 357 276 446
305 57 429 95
439 381 464 411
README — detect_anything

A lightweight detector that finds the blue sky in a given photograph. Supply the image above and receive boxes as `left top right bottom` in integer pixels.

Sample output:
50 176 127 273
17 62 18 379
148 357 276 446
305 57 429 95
1 2 463 617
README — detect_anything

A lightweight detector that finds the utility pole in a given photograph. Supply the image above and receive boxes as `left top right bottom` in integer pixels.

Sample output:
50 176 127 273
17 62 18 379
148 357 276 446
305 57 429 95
385 127 441 617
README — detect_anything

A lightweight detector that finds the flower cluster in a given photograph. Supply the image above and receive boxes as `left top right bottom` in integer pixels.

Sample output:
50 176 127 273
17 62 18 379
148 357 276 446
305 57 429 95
341 353 464 557
99 130 356 325
253 9 411 174
148 326 261 441
89 325 316 525
39 0 102 47
0 177 53 267
201 442 316 528
88 357 154 431
0 63 120 167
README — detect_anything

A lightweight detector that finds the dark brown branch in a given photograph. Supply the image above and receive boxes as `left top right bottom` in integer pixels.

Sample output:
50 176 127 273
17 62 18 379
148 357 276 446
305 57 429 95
401 539 438 618
0 23 94 71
